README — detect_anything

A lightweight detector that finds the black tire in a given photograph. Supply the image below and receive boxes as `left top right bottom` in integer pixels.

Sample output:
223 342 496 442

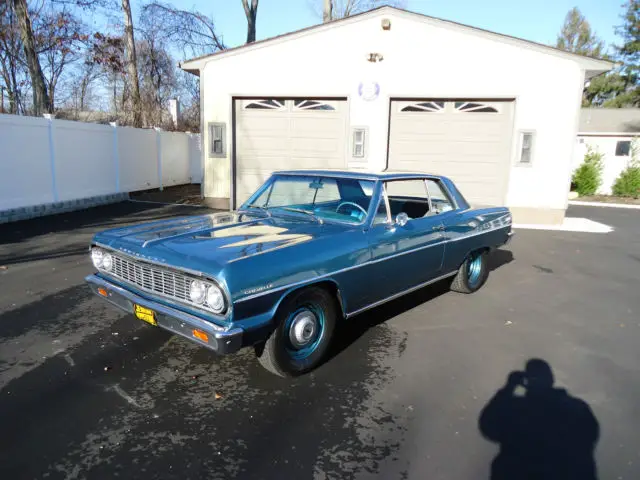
255 286 337 377
450 250 489 294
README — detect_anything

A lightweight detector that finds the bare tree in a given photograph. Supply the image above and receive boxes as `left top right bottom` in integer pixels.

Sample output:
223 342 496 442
142 2 226 57
0 2 27 114
315 0 406 20
121 0 141 126
11 0 50 114
36 6 86 112
323 0 332 22
241 0 258 44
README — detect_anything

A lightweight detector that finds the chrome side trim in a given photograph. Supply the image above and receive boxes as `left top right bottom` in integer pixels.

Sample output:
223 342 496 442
234 222 511 304
447 224 510 243
234 240 448 304
345 271 458 318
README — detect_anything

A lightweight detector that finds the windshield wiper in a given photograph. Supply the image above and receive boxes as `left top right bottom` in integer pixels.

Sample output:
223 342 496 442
243 204 272 217
274 207 323 224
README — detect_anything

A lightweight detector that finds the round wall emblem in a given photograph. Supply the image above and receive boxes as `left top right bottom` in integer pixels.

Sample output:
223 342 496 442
358 81 380 101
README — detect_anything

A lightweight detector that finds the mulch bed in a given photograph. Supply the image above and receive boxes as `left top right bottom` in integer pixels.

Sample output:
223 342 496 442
577 195 640 205
129 184 205 206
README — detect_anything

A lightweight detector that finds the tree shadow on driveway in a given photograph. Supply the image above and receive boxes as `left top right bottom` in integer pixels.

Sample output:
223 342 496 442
327 248 515 363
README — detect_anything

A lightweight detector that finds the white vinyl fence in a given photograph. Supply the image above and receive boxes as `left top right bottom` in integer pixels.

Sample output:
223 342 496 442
0 113 202 213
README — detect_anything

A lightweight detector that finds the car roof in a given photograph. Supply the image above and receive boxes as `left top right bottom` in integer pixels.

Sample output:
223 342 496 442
274 169 443 181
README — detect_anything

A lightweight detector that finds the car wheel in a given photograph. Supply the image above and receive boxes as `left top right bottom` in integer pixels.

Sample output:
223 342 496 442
255 286 337 377
450 250 489 294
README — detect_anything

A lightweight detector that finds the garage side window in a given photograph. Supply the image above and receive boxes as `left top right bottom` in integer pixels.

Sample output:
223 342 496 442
352 127 367 158
517 130 535 165
208 122 226 157
615 140 631 156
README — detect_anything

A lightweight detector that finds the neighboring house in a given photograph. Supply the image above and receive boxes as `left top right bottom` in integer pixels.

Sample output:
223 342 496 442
180 6 612 224
574 108 640 195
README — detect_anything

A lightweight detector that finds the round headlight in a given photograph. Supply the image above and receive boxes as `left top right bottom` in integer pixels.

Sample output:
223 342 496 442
102 252 113 272
206 285 225 313
189 280 206 304
91 248 103 269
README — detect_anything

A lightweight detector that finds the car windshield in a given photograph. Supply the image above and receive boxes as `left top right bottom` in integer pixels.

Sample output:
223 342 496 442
245 175 375 225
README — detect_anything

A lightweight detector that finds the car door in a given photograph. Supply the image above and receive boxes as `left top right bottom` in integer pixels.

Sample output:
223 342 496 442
365 179 446 302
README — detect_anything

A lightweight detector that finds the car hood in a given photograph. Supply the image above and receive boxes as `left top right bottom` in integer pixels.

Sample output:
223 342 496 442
93 211 345 277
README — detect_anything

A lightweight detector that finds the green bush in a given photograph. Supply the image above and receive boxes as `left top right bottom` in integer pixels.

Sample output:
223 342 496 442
612 166 640 197
572 146 604 196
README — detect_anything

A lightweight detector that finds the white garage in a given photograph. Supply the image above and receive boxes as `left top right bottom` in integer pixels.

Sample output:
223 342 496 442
181 6 612 223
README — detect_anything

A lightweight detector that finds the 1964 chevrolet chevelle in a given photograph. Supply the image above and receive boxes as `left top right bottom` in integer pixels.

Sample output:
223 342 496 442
86 170 513 376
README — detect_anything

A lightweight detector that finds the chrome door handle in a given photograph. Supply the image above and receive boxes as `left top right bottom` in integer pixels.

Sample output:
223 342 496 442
432 225 445 231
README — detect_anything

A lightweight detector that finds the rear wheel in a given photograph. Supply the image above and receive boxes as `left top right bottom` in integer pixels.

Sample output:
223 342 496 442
450 250 489 293
255 287 337 377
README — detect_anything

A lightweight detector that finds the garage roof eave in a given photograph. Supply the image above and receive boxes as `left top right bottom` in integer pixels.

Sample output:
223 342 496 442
178 62 200 76
177 6 615 74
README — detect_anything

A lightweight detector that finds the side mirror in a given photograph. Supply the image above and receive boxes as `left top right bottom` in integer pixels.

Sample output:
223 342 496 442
395 212 409 227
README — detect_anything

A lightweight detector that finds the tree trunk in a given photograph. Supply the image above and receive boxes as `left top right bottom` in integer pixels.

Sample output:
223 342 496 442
241 0 259 44
12 0 50 115
323 0 332 23
121 0 142 127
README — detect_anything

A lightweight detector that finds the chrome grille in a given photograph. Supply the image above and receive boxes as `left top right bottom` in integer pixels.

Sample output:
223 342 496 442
110 253 192 304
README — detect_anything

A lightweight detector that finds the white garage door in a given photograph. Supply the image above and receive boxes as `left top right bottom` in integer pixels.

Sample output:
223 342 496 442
388 100 514 206
234 98 348 205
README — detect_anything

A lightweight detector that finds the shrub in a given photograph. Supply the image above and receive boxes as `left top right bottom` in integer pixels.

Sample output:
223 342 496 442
572 146 604 196
612 167 640 197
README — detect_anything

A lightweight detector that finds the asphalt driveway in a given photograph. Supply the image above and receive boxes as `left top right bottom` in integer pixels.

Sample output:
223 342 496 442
0 202 638 479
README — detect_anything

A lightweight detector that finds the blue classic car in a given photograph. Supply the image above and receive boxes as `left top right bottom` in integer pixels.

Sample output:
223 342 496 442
86 170 513 376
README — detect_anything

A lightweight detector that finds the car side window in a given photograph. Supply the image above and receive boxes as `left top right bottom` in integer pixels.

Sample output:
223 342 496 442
425 179 454 214
384 180 430 219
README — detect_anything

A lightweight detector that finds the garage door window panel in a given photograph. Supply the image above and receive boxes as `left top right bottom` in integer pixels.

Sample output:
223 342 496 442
454 102 499 113
293 100 336 111
400 101 445 113
244 99 287 110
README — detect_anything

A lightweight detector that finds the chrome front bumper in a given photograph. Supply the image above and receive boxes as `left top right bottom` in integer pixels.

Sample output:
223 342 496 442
86 274 243 355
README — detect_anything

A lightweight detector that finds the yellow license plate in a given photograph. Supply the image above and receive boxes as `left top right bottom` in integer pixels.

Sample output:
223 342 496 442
134 304 157 326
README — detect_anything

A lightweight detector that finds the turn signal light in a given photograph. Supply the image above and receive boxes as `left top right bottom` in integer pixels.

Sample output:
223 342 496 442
98 287 108 297
192 329 209 343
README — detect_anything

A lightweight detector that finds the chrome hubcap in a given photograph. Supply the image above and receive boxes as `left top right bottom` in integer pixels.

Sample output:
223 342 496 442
288 310 318 348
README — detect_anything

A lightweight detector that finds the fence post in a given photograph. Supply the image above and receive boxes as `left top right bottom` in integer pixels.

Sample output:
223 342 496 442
43 114 58 202
110 122 120 193
155 127 163 191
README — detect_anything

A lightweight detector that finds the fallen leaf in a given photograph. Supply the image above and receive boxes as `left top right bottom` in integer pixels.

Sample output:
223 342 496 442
215 392 223 400
0 266 7 270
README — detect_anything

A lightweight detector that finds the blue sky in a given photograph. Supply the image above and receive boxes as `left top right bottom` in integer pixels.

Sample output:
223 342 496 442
127 0 623 60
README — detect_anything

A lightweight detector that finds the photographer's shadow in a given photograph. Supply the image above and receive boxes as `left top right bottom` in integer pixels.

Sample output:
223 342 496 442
479 359 600 480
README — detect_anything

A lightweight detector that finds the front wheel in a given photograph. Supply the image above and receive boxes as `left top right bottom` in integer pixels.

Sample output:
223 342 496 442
255 287 337 377
450 250 489 293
